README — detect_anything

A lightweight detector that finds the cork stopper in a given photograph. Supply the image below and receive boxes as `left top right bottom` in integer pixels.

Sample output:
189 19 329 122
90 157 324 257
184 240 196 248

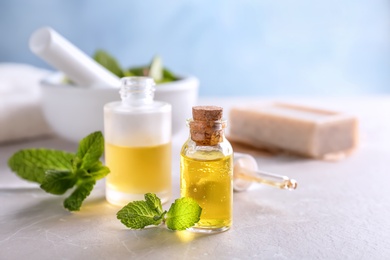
189 106 225 146
192 106 223 121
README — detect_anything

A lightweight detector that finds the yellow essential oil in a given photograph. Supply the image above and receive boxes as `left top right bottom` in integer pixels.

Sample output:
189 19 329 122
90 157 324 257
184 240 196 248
181 151 232 231
181 106 233 233
105 142 171 206
103 77 172 206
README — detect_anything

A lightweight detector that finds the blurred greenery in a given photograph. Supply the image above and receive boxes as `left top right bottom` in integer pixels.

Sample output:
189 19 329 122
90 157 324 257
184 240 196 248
93 50 178 84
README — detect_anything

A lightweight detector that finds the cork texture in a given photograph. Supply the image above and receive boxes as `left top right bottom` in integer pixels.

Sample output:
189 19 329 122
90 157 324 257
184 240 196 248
192 106 223 121
190 106 224 145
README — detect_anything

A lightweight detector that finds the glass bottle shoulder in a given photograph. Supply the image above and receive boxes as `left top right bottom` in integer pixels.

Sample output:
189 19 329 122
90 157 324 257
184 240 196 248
180 137 233 161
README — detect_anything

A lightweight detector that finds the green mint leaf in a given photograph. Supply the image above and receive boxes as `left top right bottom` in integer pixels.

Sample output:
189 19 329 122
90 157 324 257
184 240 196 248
117 200 164 229
148 55 163 82
74 161 109 181
63 179 96 211
93 49 124 77
162 68 178 82
76 131 104 170
166 197 202 231
74 168 89 179
87 161 110 180
8 149 74 184
127 66 148 77
123 70 136 77
40 170 77 195
144 193 163 215
71 156 82 172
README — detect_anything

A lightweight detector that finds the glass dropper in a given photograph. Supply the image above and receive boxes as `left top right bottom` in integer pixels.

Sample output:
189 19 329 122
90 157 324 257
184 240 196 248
233 152 298 192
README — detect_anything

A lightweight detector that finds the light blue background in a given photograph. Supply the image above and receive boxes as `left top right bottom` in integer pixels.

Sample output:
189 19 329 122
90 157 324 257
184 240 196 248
0 0 389 96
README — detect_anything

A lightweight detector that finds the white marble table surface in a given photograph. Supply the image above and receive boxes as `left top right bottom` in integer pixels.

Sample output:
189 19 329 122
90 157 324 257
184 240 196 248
1 96 389 259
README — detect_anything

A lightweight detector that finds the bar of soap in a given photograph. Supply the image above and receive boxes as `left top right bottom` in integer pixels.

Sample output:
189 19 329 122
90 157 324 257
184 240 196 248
229 103 358 159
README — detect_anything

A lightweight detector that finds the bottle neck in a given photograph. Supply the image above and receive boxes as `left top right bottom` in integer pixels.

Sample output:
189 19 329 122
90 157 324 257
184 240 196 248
120 77 156 106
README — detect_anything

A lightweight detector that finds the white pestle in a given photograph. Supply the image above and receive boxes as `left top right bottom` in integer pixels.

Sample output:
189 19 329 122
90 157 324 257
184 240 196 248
29 27 120 88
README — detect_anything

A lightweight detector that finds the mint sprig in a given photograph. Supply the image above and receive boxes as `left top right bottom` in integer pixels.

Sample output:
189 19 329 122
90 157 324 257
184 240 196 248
117 193 202 231
8 131 109 211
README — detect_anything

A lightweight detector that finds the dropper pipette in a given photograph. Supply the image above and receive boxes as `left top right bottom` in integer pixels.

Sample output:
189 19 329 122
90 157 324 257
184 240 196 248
233 152 298 191
235 169 297 190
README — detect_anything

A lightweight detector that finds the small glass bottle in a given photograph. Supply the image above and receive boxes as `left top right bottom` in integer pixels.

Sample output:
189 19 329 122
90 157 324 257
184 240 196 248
180 106 233 233
104 77 172 206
